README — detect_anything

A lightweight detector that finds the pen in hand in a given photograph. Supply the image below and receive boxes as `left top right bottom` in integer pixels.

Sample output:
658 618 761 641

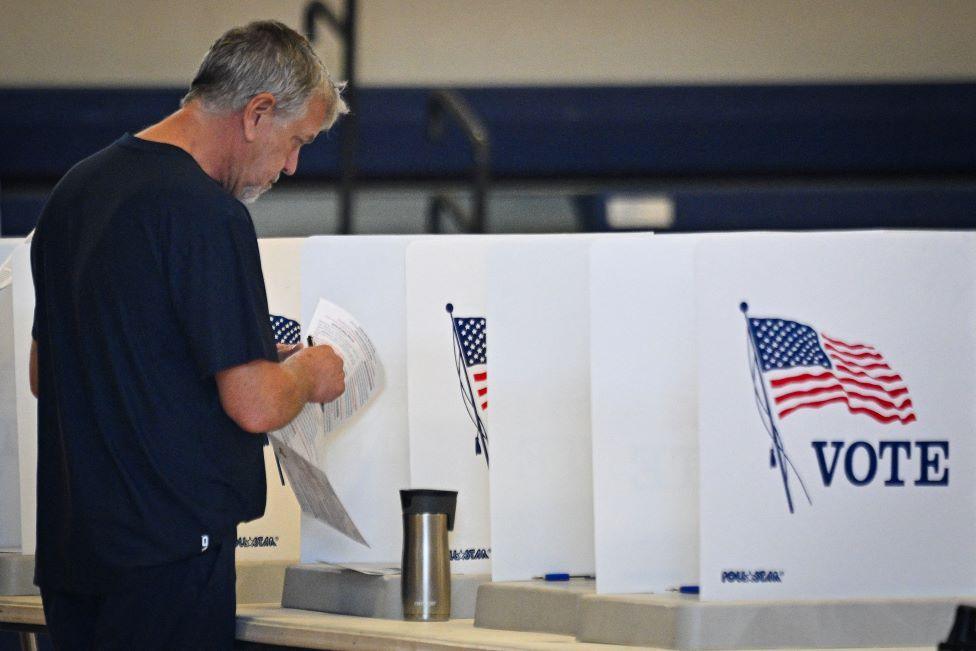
306 335 325 412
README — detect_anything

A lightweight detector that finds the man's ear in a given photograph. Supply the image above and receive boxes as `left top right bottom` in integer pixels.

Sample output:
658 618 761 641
242 92 277 142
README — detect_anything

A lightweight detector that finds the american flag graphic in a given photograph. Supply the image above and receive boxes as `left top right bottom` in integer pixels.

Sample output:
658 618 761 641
747 317 916 425
454 316 488 412
447 303 489 465
270 314 301 345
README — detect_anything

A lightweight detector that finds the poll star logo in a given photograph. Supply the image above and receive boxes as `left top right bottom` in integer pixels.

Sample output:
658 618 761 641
739 302 944 514
446 303 489 466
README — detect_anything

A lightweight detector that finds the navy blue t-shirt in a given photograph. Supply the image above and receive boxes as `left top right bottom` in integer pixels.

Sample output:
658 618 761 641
30 134 277 592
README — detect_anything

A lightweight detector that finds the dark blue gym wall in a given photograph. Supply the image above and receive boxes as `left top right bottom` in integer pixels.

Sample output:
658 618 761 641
3 83 975 235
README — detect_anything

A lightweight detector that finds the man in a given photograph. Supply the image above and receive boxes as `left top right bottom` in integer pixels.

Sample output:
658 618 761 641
28 21 346 649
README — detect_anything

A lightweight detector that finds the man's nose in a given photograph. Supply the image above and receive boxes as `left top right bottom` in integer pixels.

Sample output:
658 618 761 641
282 149 300 176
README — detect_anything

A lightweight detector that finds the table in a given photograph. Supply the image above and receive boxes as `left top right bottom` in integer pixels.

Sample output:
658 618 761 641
0 596 624 650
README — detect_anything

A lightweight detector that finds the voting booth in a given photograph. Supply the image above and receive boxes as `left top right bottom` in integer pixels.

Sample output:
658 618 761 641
294 235 497 572
294 235 415 567
696 232 971 601
590 234 702 596
278 236 499 618
487 235 601 582
406 236 497 575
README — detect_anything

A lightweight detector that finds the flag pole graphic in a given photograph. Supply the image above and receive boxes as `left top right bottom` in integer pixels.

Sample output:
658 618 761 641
447 303 490 466
741 302 795 514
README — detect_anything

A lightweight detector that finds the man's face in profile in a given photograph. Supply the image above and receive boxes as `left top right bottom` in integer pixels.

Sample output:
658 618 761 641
236 94 327 204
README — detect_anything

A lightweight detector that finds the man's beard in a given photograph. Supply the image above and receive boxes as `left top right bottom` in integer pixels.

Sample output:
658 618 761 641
238 184 270 205
238 174 280 205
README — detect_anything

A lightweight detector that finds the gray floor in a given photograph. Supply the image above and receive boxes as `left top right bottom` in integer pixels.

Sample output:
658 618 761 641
247 185 581 237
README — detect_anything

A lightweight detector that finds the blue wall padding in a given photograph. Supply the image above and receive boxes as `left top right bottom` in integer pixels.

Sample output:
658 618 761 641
578 185 976 232
1 194 48 236
0 88 183 180
670 185 976 231
1 84 975 181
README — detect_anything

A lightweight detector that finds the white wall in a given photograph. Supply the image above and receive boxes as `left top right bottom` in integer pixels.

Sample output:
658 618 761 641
2 0 975 87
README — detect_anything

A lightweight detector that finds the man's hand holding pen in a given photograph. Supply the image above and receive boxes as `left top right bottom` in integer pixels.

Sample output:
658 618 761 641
290 336 345 404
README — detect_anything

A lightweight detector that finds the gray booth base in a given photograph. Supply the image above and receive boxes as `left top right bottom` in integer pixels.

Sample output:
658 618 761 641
474 579 596 636
236 560 291 604
577 592 965 650
280 563 489 620
0 554 38 596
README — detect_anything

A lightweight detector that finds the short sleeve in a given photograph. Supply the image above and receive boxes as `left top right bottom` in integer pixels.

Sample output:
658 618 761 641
167 206 276 377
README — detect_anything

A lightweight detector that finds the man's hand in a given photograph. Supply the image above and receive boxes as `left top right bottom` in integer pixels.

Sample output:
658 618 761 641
216 344 346 433
288 344 345 404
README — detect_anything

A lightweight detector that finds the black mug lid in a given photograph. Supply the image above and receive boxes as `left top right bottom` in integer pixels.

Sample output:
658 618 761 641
940 605 976 651
400 489 458 531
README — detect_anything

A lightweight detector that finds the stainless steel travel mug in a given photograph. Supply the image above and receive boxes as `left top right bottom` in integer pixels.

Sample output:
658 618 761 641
400 489 457 621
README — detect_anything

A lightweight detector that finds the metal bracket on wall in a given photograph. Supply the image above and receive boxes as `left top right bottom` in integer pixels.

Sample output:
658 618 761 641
426 90 491 234
304 0 358 235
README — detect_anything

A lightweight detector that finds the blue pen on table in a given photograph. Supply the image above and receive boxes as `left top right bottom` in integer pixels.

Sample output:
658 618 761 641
667 585 699 595
533 573 596 582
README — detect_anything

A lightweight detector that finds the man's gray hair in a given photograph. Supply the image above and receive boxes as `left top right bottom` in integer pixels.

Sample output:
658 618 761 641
182 20 347 125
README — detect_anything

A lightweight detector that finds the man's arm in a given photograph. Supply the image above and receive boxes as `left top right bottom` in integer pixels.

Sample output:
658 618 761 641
216 344 344 434
29 339 39 398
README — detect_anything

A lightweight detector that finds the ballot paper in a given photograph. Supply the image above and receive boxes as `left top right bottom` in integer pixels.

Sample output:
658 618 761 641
267 298 383 548
270 402 324 466
307 298 383 433
268 431 369 547
313 562 401 576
